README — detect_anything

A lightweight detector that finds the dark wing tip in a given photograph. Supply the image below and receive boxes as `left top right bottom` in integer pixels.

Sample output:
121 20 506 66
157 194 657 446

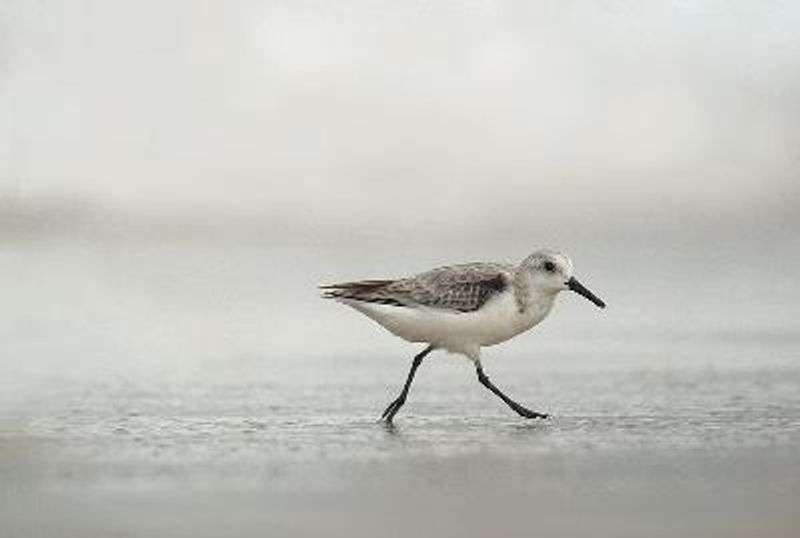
318 279 404 305
318 279 394 290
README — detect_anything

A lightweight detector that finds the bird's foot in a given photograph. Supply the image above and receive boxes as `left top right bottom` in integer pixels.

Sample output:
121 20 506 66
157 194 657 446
513 405 549 420
381 396 406 423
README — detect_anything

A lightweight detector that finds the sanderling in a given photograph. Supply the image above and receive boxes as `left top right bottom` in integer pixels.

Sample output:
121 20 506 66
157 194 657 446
321 249 605 423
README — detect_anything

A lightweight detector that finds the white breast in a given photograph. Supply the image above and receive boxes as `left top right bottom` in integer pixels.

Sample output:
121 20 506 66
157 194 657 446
342 290 556 355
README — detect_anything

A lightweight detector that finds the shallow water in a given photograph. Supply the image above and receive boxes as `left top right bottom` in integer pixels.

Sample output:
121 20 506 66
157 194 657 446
1 232 799 537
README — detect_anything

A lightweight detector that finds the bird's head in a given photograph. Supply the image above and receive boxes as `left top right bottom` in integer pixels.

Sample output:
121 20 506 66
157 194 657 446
520 249 606 308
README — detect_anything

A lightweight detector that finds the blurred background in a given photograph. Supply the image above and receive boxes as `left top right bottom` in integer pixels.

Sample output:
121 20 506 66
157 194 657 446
1 2 799 537
3 1 799 235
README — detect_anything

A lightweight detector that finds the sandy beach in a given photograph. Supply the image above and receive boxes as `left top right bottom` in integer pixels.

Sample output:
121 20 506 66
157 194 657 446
1 233 798 537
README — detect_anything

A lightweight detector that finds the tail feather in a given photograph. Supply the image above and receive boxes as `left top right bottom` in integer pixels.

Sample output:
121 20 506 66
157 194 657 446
319 279 395 290
319 279 405 306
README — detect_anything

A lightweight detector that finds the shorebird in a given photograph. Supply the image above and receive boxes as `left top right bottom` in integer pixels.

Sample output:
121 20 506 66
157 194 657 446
321 249 605 423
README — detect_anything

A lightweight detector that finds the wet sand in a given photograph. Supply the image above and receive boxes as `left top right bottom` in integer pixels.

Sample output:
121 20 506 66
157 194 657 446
1 234 799 537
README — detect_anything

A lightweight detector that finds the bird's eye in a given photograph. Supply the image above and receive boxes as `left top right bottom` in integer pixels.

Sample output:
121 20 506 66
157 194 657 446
543 261 556 272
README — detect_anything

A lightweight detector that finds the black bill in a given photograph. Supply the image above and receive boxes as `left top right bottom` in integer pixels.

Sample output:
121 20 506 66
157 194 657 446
567 276 606 309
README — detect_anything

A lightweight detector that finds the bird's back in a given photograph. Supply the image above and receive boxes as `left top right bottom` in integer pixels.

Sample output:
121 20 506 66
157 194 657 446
321 262 515 312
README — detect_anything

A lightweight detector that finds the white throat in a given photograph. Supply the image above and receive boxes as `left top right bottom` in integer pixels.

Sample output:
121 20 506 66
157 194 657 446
512 269 559 317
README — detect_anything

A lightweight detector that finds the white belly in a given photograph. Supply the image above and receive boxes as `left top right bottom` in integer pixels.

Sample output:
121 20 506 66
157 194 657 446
342 291 555 355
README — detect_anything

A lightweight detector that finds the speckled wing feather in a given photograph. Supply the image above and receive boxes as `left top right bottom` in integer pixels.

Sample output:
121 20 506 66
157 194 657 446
321 263 512 312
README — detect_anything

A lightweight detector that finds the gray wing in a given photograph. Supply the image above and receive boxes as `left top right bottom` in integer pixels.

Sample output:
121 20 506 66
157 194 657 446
321 263 512 313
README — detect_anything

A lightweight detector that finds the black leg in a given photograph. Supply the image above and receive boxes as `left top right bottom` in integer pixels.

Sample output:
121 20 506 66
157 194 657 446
476 364 548 419
381 345 434 423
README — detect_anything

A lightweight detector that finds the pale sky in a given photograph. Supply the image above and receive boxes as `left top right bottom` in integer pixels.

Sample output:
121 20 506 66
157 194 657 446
1 1 799 234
